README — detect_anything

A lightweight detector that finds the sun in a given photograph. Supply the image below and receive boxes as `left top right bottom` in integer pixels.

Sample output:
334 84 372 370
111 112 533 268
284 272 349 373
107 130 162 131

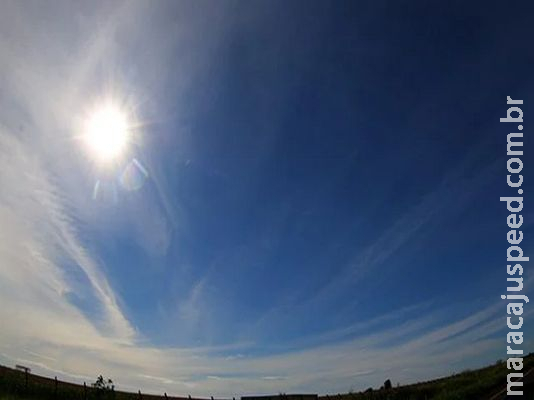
83 102 131 164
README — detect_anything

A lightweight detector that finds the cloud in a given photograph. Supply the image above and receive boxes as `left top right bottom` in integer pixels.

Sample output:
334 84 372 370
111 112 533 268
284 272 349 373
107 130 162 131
0 113 514 397
0 129 133 344
314 150 500 307
0 1 528 398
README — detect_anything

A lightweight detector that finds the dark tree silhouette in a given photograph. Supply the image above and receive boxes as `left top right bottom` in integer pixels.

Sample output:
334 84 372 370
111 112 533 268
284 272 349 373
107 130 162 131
384 379 392 390
93 375 115 394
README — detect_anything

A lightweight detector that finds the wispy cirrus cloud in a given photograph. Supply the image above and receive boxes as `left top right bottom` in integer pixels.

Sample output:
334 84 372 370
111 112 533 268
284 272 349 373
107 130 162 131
1 1 531 398
0 125 526 396
0 70 514 395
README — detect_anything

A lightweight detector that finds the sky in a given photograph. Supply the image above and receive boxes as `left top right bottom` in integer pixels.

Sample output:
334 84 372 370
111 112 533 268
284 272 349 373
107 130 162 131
0 0 534 397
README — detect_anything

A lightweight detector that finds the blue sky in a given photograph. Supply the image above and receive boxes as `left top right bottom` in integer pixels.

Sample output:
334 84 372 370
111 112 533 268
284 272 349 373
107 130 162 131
0 0 533 397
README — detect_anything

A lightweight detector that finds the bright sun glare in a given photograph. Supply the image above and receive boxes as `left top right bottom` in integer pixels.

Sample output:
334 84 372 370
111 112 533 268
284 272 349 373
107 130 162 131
84 102 130 164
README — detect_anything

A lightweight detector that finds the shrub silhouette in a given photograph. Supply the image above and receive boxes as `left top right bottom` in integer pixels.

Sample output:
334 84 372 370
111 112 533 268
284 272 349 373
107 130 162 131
92 375 114 399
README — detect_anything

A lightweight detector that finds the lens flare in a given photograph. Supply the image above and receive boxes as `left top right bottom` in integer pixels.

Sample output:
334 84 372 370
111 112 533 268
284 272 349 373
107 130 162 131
120 158 149 191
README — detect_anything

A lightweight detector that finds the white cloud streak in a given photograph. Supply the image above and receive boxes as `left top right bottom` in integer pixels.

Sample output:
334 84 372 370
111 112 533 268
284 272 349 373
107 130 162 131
0 1 524 398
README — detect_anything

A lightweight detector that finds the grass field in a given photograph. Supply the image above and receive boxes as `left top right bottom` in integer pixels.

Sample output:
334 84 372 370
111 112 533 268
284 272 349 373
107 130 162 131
319 354 534 399
1 354 534 400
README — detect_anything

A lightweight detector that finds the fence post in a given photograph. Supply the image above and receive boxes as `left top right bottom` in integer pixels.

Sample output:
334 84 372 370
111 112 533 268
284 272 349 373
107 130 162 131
84 382 87 400
164 393 168 399
55 376 58 398
25 369 28 390
138 389 142 399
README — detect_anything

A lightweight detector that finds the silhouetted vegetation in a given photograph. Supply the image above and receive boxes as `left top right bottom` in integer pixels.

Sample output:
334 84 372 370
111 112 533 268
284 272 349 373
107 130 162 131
92 376 114 400
318 353 534 399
